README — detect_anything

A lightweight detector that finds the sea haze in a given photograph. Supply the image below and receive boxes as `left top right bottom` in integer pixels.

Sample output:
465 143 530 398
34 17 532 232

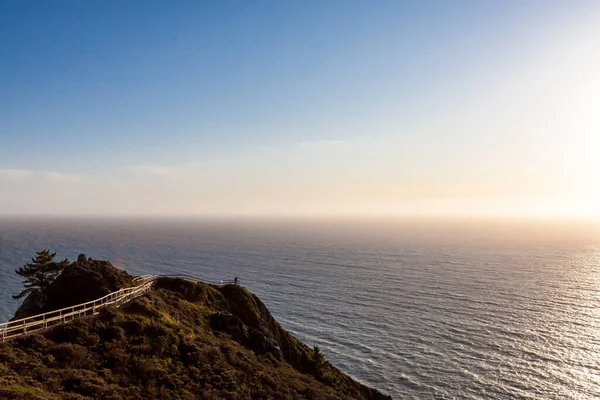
0 217 599 399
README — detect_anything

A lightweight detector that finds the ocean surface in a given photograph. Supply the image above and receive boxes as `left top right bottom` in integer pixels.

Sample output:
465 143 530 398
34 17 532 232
0 217 599 399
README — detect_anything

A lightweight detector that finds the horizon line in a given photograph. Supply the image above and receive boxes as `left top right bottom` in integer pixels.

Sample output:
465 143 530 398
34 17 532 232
1 213 599 223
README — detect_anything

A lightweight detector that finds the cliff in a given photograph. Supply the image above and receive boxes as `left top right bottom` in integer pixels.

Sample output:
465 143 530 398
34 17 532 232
0 258 391 399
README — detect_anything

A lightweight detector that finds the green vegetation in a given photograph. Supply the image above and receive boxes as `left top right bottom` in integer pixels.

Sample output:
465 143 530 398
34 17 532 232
11 253 134 321
12 250 69 301
311 345 327 372
1 258 391 399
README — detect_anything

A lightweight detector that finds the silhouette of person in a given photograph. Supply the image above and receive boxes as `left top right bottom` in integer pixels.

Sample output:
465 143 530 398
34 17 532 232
234 277 238 285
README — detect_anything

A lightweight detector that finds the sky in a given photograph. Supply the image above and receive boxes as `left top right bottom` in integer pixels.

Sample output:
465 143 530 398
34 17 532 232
1 1 599 217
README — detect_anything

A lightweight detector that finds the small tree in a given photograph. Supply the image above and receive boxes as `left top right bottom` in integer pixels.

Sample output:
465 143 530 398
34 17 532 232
311 344 327 371
13 250 69 301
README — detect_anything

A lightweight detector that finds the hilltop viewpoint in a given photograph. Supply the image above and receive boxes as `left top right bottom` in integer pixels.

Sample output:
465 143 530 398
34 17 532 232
0 255 391 399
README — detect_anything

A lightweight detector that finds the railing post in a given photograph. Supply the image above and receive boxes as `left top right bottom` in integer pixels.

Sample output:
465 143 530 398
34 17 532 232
0 275 158 342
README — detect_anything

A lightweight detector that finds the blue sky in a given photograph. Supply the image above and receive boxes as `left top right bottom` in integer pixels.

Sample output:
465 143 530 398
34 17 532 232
1 1 600 216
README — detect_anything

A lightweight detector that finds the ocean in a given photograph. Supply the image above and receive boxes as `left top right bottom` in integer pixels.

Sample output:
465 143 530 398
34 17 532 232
0 217 599 399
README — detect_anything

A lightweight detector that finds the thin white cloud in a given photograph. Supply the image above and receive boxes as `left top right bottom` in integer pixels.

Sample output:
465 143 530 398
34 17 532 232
0 169 31 181
41 171 84 183
0 169 85 183
131 164 180 177
252 145 278 151
299 140 347 148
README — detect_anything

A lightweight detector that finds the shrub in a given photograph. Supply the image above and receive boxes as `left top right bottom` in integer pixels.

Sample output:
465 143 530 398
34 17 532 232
100 326 125 342
50 343 93 369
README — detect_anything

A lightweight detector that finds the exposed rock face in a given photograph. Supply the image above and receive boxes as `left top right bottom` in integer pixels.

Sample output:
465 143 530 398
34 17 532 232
248 328 284 361
210 313 248 341
210 313 283 361
9 290 42 322
12 255 133 321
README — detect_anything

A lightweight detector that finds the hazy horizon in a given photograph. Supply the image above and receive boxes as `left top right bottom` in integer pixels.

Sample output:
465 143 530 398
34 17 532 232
2 212 600 222
2 1 600 218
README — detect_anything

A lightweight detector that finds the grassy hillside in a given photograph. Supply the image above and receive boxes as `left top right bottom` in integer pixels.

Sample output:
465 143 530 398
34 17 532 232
0 261 391 399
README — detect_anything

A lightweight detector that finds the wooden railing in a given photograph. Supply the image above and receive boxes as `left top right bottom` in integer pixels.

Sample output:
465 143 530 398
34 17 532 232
158 274 240 286
0 274 240 342
0 276 155 342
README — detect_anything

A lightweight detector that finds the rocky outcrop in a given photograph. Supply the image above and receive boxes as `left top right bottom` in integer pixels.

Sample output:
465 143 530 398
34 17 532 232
210 313 284 361
12 254 133 321
9 290 42 322
210 313 248 341
157 277 391 400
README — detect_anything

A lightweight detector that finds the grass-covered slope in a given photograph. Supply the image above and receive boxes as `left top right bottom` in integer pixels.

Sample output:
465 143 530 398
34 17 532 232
0 266 391 399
